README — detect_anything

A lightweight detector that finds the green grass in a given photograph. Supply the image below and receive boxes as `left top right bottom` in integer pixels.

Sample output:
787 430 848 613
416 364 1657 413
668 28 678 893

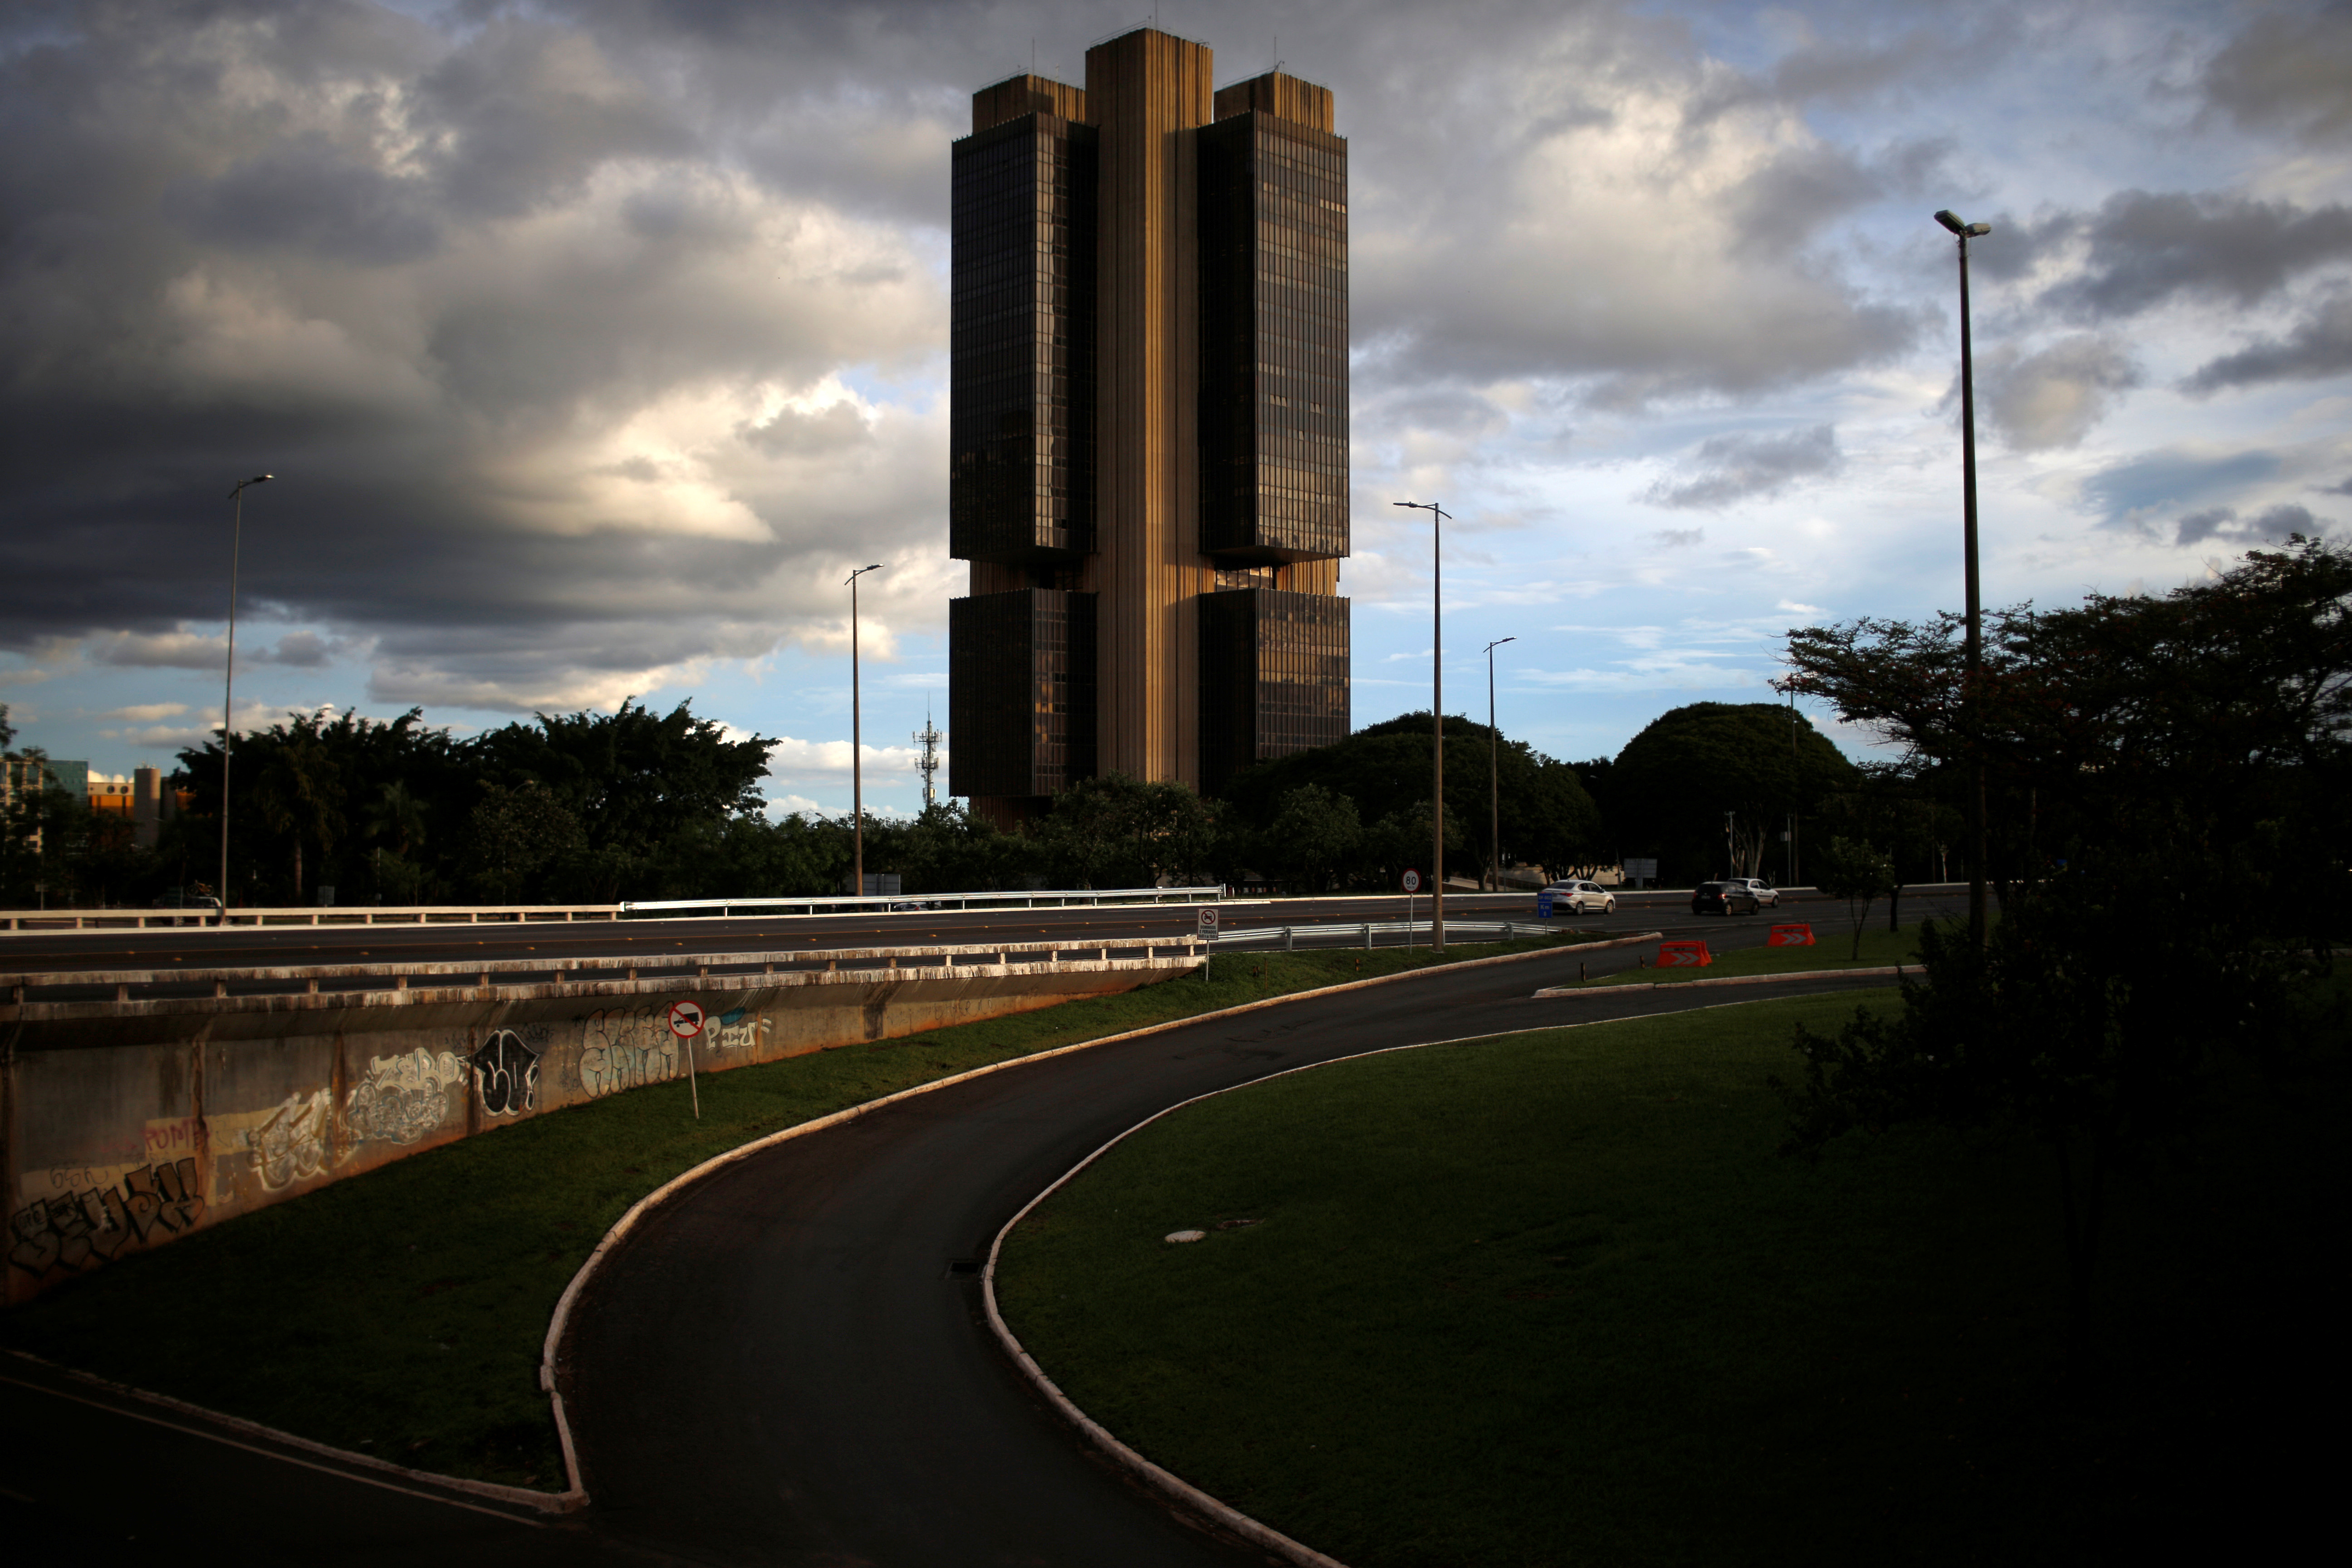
1563 911 1936 984
0 932 1588 1489
997 990 2346 1566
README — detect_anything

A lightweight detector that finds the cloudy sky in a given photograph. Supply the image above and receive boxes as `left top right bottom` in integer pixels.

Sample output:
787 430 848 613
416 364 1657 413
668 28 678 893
3 0 2347 816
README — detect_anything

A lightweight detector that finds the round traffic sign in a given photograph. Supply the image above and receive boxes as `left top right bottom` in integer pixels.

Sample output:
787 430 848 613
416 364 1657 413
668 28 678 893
1196 905 1220 932
1401 868 1422 893
666 999 706 1039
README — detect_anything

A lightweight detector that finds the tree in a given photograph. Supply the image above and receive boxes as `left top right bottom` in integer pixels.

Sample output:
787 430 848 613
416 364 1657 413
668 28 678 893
467 780 586 902
1774 537 2352 1365
1607 703 1858 887
1265 784 1362 892
1810 835 1894 960
1217 712 1600 887
1033 774 1218 888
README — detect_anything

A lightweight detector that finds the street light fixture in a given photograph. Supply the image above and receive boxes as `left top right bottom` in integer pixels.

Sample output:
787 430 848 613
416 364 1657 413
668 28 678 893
845 562 886 897
219 472 272 924
1935 208 1992 950
1393 500 1449 949
1483 636 1516 891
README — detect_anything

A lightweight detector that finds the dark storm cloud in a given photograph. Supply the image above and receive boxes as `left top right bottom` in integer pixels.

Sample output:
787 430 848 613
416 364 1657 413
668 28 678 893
2080 448 2282 530
2200 5 2352 147
172 147 443 264
2171 502 2332 549
2183 293 2352 395
1642 425 1843 510
2027 191 2352 320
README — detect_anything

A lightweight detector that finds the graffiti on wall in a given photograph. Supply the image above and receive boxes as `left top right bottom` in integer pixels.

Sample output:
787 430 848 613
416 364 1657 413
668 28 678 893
710 1008 771 1053
472 1029 539 1116
9 1157 205 1279
578 1007 679 1098
347 1048 467 1146
246 1089 332 1190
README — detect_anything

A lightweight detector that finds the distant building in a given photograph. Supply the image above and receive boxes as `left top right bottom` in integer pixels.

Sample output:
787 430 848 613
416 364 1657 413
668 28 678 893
947 26 1352 825
1 759 179 848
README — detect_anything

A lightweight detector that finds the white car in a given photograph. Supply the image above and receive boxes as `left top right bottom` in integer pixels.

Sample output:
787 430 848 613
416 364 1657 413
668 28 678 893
1544 880 1617 915
1726 877 1782 909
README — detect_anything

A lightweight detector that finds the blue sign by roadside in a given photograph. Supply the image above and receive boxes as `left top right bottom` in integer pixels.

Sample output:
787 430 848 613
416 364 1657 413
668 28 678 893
1537 888 1557 919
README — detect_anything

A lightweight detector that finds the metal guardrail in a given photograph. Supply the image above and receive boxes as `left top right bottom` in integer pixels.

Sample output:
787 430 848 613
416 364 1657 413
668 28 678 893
0 885 1226 935
2 936 1206 1013
617 885 1224 916
1215 919 1568 948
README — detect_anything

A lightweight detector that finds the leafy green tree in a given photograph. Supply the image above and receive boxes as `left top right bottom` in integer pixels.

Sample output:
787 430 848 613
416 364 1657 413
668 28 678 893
249 720 344 901
1607 702 1859 887
1810 835 1894 960
467 780 587 902
1265 783 1362 892
1033 774 1219 888
1219 712 1599 887
1774 537 2352 1366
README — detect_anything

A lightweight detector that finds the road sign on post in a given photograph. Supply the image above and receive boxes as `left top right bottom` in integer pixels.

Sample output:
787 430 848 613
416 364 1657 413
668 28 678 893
666 1000 705 1120
1197 905 1217 979
1537 887 1556 919
1401 869 1420 953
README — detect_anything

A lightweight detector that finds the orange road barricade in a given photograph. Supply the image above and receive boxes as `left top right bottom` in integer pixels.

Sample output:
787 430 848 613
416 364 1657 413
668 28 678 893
1656 940 1712 968
1767 923 1816 947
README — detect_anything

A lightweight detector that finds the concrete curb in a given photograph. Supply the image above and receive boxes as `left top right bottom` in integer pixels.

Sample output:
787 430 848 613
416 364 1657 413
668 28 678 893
0 1348 579 1519
1534 964 1905 996
536 929 1656 1505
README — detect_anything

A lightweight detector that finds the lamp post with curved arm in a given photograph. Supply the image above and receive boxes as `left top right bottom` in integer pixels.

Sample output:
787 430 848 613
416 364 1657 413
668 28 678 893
1484 635 1515 891
1936 208 1992 950
219 473 272 924
846 563 886 897
1392 500 1449 949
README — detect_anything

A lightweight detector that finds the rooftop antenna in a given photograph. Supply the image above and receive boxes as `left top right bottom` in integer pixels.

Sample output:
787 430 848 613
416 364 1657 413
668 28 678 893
915 698 943 810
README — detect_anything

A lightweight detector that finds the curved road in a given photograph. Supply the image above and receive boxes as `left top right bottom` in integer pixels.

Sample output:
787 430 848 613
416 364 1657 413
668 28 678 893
563 906 1942 1566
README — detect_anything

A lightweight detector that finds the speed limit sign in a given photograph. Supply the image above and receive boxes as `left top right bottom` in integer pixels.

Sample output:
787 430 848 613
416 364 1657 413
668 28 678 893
1401 868 1422 893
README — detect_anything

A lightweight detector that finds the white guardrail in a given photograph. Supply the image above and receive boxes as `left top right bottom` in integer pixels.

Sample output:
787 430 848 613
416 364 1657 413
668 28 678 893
1215 919 1567 948
0 886 1225 935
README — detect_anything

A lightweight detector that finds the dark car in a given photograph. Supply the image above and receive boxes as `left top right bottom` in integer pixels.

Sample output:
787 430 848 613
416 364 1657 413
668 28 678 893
1690 881 1761 916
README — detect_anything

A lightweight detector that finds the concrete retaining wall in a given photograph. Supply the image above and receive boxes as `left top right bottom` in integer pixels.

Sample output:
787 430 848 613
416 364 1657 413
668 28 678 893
3 953 1189 1304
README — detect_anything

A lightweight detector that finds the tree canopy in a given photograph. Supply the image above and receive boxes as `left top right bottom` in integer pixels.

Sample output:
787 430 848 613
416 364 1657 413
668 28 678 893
1600 701 1860 886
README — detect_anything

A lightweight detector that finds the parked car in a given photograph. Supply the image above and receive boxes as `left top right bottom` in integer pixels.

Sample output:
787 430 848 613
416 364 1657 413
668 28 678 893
1691 881 1761 916
1725 877 1781 909
1543 880 1618 915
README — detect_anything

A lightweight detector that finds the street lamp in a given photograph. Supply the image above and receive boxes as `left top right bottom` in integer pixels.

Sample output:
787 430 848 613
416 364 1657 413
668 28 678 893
219 472 272 924
845 562 885 897
1393 500 1449 949
1936 208 1993 950
1483 636 1516 891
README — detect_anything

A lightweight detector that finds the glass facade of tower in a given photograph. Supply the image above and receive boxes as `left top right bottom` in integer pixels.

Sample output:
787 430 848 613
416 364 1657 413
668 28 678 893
948 589 1098 799
950 113 1098 567
1197 111 1349 564
1198 588 1351 796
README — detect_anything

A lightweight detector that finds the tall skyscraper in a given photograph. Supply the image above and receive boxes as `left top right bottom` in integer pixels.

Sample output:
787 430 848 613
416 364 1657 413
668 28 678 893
947 27 1351 824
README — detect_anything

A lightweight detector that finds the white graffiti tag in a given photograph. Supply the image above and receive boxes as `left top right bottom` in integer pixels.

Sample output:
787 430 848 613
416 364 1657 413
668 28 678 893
346 1049 466 1146
579 1008 679 1098
245 1090 331 1191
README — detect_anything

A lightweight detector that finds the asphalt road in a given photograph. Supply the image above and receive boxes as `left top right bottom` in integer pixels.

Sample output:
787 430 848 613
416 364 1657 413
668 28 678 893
2 906 1940 1564
0 886 1954 980
561 916 1927 1567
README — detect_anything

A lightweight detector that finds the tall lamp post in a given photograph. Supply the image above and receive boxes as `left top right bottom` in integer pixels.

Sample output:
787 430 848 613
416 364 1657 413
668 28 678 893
845 562 885 897
1483 635 1515 891
1393 500 1449 948
1936 208 1992 950
219 473 272 924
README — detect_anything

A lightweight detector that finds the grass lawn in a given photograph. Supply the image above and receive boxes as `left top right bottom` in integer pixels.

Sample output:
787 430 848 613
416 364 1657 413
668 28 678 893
1558 912 1939 985
996 989 2346 1566
0 932 1587 1490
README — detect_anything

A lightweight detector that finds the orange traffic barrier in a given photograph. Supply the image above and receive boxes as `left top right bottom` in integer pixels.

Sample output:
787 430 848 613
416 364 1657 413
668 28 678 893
1657 940 1712 968
1767 923 1815 947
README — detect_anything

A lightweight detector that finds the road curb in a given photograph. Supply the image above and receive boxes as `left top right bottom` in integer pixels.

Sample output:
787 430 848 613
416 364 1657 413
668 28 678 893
0 1348 580 1518
1534 964 1905 996
537 929 1657 1504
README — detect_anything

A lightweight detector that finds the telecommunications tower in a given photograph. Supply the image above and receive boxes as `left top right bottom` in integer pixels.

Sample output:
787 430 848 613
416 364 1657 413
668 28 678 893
914 701 944 809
